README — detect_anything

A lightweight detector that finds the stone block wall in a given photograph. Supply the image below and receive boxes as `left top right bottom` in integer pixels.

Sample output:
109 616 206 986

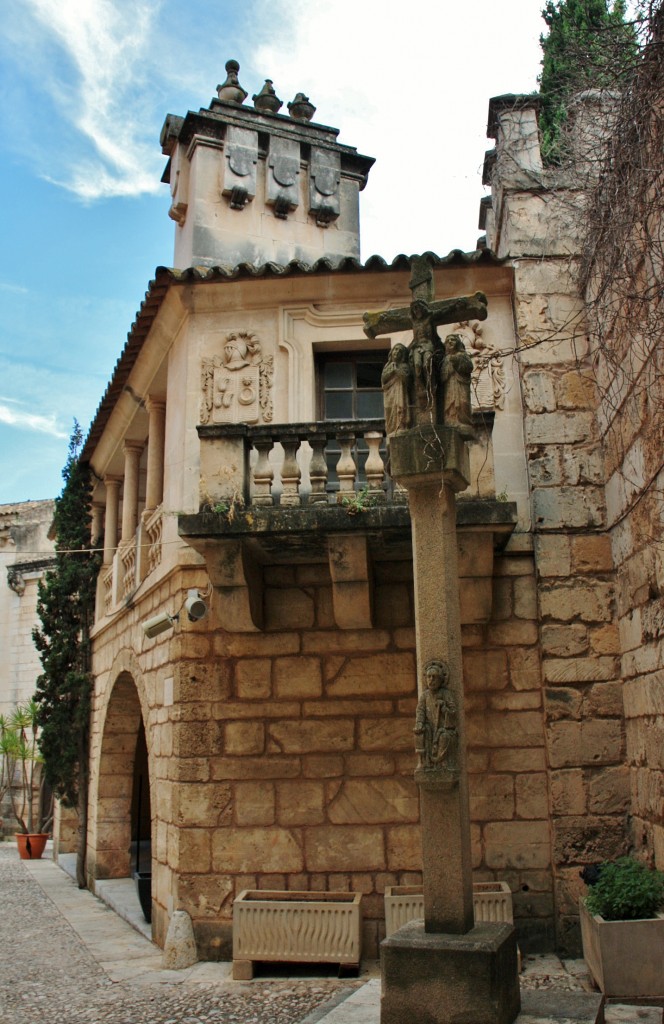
88 545 553 960
485 97 631 953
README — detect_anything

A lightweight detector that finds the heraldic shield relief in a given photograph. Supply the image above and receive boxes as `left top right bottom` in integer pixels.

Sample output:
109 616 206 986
200 331 274 425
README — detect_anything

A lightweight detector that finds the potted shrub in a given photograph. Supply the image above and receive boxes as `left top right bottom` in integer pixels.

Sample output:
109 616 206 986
579 856 664 998
0 700 53 858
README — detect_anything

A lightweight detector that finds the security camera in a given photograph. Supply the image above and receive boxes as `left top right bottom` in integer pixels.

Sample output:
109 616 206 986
185 589 208 622
142 611 176 639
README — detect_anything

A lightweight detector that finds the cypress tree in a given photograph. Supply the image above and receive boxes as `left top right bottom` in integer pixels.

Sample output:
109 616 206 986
33 422 100 886
539 0 637 161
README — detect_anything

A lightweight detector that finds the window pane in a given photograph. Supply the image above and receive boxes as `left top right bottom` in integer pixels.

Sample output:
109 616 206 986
357 391 384 418
356 362 384 389
324 362 353 388
325 391 354 419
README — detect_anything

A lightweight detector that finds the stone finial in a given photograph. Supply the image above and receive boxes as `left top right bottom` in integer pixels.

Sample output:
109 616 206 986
288 92 316 121
253 79 283 114
217 60 248 104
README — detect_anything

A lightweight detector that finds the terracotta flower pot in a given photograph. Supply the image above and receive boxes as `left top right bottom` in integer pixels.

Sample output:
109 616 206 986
15 833 49 860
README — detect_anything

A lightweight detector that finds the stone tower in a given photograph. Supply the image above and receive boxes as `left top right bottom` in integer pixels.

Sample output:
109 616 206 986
160 60 375 269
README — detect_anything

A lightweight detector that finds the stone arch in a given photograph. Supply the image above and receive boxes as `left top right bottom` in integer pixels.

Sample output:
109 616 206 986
89 651 152 883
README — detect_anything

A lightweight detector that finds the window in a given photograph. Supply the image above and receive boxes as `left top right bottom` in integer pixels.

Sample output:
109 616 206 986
316 351 388 493
318 353 386 421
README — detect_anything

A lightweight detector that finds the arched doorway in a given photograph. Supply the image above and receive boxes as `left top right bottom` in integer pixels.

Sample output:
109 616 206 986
91 670 151 891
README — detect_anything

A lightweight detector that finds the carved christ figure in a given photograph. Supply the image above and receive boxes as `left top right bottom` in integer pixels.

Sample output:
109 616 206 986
414 659 459 772
366 257 488 434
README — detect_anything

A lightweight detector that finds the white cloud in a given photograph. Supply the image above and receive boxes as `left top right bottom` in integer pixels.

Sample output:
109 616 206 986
21 0 163 199
0 402 68 438
0 282 29 295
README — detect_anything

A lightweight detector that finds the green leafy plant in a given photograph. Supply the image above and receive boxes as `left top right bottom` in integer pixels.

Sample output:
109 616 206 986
341 485 379 515
0 700 52 835
32 422 100 884
585 857 664 920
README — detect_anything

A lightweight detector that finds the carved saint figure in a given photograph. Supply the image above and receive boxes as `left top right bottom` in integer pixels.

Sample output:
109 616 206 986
381 343 411 436
441 333 473 431
414 659 458 772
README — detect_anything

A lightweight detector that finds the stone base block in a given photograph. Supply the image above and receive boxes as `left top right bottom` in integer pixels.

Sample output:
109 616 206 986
380 920 520 1024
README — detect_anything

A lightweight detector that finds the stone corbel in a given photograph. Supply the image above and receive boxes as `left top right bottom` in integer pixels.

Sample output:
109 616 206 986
191 538 263 632
7 567 25 596
309 148 340 227
267 137 300 219
222 127 258 209
327 534 373 629
168 201 188 225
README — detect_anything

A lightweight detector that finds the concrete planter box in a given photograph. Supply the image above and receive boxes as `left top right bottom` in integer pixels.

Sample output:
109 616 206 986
579 898 664 998
232 890 362 979
384 882 513 937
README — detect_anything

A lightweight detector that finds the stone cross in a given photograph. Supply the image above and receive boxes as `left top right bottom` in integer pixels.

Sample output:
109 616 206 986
367 258 486 936
365 258 487 430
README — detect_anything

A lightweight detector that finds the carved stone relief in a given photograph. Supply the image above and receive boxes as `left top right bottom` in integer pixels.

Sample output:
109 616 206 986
452 320 506 412
200 332 273 425
414 659 459 778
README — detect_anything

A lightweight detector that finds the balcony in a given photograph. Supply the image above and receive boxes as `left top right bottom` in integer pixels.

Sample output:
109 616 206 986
178 420 517 633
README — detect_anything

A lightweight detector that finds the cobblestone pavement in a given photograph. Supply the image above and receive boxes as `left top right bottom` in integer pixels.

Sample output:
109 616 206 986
0 846 356 1024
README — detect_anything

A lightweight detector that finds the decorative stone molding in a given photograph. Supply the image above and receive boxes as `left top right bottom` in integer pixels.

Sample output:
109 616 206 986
200 332 273 425
452 319 506 412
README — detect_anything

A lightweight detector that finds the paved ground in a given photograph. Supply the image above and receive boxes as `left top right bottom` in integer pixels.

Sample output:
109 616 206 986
1 844 662 1024
0 846 360 1024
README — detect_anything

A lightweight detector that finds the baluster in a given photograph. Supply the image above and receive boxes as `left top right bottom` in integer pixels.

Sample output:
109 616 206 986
364 430 386 501
280 436 302 506
336 432 356 501
308 432 329 504
253 437 275 506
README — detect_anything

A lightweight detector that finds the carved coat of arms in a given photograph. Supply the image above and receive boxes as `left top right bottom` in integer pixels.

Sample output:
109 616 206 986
200 331 274 425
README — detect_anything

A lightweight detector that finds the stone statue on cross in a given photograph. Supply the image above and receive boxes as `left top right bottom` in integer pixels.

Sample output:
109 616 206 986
364 256 487 433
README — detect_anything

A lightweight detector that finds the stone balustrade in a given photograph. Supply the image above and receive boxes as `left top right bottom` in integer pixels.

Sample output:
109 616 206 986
97 506 164 621
198 419 397 508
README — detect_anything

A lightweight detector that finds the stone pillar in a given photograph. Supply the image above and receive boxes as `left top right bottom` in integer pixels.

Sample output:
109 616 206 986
145 397 166 512
91 502 104 550
121 442 143 542
103 477 121 564
381 424 520 1024
409 476 473 934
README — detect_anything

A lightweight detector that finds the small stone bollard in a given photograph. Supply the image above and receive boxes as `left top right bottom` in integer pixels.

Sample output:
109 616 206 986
162 910 198 970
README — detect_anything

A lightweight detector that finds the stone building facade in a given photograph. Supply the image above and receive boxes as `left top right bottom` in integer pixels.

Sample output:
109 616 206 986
78 70 662 963
0 500 55 834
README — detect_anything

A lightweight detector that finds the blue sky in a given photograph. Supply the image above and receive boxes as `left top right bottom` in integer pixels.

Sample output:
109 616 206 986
0 0 544 505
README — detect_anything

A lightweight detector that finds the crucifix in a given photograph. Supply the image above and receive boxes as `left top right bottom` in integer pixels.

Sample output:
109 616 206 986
369 258 519 1024
364 257 487 431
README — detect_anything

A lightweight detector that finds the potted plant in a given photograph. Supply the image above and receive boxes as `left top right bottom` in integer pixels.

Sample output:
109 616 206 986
579 856 664 998
0 700 53 858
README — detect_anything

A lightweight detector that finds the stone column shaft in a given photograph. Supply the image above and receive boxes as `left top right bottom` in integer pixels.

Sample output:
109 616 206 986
145 397 166 512
103 478 121 564
121 443 143 542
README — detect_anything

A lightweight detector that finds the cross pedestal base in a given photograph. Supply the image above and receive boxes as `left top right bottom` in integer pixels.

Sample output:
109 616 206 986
380 919 520 1024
